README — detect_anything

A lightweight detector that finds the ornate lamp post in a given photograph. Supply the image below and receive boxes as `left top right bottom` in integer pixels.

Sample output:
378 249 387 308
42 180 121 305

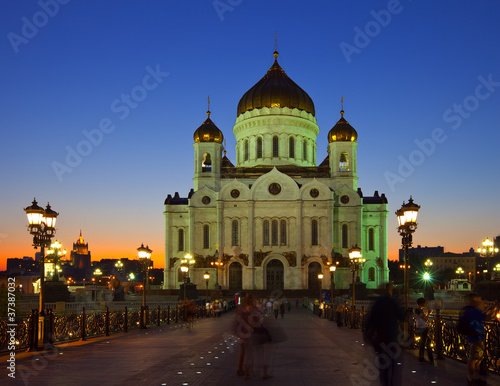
180 264 189 320
348 245 364 329
24 198 59 348
456 266 464 279
137 243 152 329
396 196 420 334
317 273 324 316
203 271 210 314
329 265 336 321
210 245 222 290
477 238 499 280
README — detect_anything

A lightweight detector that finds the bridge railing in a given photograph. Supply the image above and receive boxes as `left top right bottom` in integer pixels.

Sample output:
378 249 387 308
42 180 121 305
0 300 235 353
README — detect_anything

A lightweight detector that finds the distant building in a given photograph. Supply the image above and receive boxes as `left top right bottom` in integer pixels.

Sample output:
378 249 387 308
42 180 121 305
6 256 39 275
70 231 91 269
399 245 444 262
431 253 476 282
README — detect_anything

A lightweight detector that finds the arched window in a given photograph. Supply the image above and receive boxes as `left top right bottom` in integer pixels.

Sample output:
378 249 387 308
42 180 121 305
202 152 212 172
178 229 184 252
271 220 278 246
339 152 348 171
232 220 239 246
203 225 209 249
280 220 287 245
368 267 375 281
244 139 249 161
273 136 279 157
311 220 318 246
342 224 348 249
257 137 263 158
289 137 295 158
368 228 374 251
303 140 307 161
263 220 270 246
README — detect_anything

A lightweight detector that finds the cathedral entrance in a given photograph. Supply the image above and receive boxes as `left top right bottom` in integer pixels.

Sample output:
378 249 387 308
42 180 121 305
308 262 322 291
228 262 242 290
266 259 284 290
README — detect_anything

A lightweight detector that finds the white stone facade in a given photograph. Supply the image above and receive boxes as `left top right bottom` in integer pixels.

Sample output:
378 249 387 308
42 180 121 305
164 58 389 293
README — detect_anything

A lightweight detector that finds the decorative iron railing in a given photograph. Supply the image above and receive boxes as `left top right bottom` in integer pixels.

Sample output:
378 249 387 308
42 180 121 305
1 301 235 353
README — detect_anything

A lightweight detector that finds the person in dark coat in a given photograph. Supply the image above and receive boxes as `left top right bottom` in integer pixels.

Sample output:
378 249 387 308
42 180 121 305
279 301 285 318
364 283 404 386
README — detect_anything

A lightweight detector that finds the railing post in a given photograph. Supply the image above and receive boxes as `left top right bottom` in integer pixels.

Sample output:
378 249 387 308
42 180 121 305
175 305 178 323
146 305 149 326
167 305 170 325
28 309 37 351
361 306 365 331
80 307 86 341
48 309 54 344
435 308 443 359
105 307 110 337
157 305 161 327
124 306 128 333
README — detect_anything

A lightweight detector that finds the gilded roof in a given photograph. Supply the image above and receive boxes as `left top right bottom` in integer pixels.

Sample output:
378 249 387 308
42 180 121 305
237 51 315 117
193 111 224 143
328 111 358 142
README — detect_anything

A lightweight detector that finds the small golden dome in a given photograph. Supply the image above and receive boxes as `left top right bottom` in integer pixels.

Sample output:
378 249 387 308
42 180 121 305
237 51 315 116
193 111 224 143
328 110 358 142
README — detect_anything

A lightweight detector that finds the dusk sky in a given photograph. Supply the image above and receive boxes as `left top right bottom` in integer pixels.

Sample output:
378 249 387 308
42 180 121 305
1 0 499 271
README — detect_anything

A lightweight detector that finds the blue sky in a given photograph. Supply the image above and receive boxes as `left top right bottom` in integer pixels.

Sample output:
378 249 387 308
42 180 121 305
1 0 499 269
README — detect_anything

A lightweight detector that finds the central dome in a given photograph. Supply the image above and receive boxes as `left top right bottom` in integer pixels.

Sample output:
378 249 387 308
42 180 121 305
237 51 315 117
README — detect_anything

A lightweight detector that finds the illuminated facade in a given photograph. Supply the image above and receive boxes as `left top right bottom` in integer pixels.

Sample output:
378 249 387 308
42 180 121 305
70 231 91 269
163 51 389 292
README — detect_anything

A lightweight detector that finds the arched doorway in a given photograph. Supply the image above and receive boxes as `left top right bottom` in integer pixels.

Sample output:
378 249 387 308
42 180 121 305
266 259 284 290
308 262 322 291
228 262 242 290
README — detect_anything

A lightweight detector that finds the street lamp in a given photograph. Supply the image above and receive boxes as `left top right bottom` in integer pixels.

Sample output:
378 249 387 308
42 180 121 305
210 245 222 290
329 265 336 321
203 271 210 315
477 238 499 280
180 264 189 321
396 196 420 334
24 198 59 348
456 266 464 279
348 245 364 329
137 243 152 329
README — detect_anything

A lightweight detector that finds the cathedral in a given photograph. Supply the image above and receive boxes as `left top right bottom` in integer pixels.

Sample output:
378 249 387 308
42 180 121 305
163 50 389 293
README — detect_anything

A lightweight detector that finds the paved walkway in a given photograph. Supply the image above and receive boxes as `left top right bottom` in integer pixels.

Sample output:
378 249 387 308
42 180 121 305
4 308 500 386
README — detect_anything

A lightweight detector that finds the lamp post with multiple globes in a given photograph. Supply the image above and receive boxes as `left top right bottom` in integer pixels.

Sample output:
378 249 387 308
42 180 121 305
477 238 499 280
137 243 152 329
395 196 420 335
180 264 189 321
348 245 364 328
24 198 59 348
203 272 210 315
329 265 336 321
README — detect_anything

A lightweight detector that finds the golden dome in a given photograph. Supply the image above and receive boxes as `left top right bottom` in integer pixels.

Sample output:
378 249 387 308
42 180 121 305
237 51 315 117
193 111 224 143
328 110 358 142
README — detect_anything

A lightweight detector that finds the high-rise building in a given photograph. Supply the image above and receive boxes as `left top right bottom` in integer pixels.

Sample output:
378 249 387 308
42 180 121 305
163 50 389 291
70 231 91 269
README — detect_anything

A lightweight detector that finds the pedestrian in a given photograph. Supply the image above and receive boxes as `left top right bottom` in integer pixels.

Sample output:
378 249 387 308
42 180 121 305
234 292 249 376
266 299 272 315
318 302 323 318
336 304 344 327
295 298 299 309
279 301 285 318
273 300 279 319
364 283 404 386
415 297 433 363
462 293 487 386
287 300 291 312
